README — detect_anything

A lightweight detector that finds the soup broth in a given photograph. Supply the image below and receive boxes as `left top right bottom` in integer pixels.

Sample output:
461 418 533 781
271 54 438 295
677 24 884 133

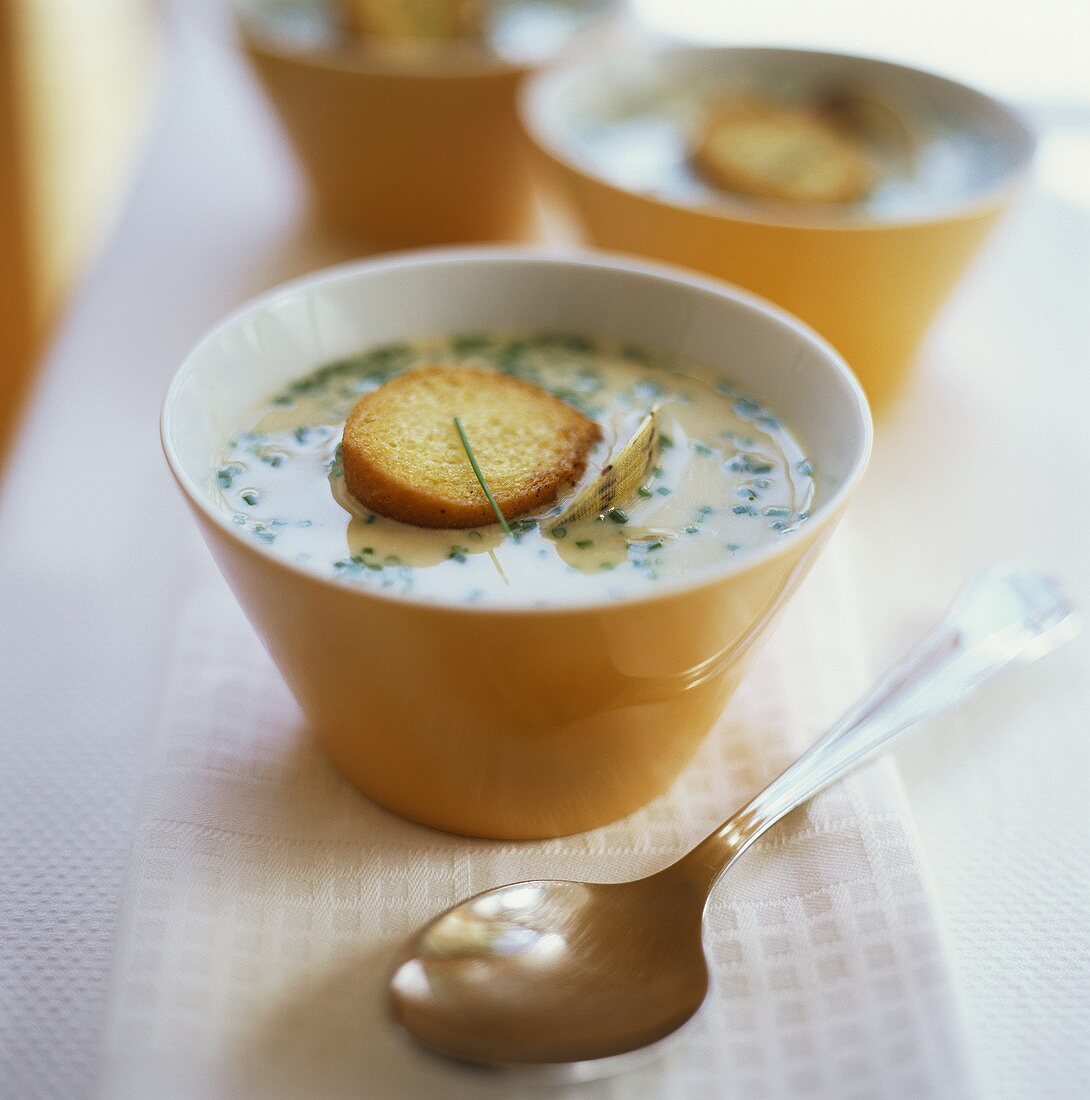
240 0 611 66
213 334 816 608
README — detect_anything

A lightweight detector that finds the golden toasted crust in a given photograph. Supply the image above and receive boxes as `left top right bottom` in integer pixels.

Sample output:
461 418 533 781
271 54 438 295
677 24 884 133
692 99 876 205
342 366 602 529
338 0 485 41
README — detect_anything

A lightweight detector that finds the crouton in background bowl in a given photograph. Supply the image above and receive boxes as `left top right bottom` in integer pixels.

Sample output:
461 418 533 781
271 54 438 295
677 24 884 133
233 0 618 248
521 46 1035 409
161 249 871 839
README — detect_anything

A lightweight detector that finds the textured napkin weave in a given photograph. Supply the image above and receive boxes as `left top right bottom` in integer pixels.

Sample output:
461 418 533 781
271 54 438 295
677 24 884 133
98 533 974 1099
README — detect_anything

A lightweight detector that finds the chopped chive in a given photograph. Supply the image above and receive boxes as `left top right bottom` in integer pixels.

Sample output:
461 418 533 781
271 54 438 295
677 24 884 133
575 539 594 549
216 464 241 489
552 526 567 539
692 442 714 457
240 490 259 507
656 487 671 496
684 525 699 535
646 540 663 551
607 508 629 524
453 417 512 536
637 486 654 499
468 530 483 540
797 459 815 477
763 506 792 518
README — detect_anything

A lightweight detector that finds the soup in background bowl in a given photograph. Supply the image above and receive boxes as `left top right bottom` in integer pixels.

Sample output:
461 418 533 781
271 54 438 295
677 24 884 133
162 249 871 839
521 46 1034 408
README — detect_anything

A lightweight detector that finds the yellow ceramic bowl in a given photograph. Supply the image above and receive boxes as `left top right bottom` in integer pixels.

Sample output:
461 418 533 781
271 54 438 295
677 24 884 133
234 0 615 249
161 249 871 839
521 47 1035 408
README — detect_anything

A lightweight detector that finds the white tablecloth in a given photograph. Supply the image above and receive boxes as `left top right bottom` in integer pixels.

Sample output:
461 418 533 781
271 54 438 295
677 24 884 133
2 2 1088 1097
95 534 975 1100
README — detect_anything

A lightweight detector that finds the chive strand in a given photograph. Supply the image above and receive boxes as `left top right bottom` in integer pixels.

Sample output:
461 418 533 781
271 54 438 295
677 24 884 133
453 417 512 536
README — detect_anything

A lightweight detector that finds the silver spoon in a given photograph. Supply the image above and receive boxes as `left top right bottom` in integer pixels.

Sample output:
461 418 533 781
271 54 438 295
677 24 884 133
389 565 1077 1078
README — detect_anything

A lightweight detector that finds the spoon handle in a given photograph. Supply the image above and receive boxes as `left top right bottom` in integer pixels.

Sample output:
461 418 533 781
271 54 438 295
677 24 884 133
674 565 1079 893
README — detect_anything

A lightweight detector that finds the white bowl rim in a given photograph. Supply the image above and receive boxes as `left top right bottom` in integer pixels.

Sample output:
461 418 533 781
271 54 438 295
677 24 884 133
161 245 873 617
519 43 1037 232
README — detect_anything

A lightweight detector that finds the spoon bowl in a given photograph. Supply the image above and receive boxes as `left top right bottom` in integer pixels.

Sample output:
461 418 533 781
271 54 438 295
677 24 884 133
390 875 708 1068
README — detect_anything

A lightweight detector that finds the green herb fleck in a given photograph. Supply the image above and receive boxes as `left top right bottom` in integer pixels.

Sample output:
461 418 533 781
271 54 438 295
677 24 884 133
575 539 594 549
453 417 512 536
452 334 490 355
607 509 629 524
552 526 567 539
240 490 259 507
637 486 654 499
216 464 242 489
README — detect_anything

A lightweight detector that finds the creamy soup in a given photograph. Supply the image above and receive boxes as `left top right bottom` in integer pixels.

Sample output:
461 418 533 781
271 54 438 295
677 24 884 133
213 334 816 608
240 0 612 66
550 62 1021 220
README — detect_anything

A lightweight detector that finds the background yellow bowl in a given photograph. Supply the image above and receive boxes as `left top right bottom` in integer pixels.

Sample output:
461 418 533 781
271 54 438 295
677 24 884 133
234 0 615 249
161 249 871 840
521 46 1035 408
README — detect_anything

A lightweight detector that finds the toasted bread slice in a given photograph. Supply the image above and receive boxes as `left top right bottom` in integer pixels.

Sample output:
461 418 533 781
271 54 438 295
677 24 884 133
342 366 601 529
692 99 876 205
338 0 485 41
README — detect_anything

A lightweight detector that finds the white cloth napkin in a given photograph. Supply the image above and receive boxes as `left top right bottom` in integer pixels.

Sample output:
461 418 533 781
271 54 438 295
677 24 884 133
98 531 974 1099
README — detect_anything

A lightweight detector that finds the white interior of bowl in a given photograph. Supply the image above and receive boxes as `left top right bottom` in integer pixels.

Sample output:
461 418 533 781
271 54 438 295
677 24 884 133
163 249 871 605
521 46 1036 226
